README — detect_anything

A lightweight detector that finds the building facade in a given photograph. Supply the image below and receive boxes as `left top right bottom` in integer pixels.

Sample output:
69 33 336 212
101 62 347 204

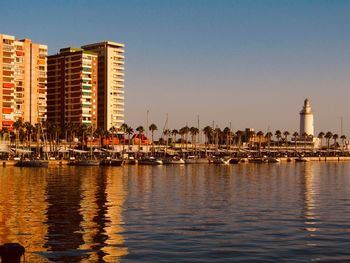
0 34 47 130
82 41 125 131
47 47 98 128
299 98 314 137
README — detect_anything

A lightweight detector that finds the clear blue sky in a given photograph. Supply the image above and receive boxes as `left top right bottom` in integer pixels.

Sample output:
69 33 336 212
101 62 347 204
2 0 350 136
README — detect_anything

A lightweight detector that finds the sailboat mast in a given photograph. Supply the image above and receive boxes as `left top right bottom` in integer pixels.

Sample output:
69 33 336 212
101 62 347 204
165 113 168 155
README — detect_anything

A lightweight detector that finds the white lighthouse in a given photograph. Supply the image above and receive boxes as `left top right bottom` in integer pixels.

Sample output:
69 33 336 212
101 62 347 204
299 98 314 137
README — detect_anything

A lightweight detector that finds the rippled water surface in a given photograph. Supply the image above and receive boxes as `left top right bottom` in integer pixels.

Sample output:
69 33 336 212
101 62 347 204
1 163 350 262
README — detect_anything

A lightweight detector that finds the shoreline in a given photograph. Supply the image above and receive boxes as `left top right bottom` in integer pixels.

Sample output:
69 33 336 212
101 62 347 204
2 156 350 166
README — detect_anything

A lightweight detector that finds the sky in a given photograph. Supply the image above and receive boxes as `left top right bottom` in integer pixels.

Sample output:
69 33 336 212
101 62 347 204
2 0 350 137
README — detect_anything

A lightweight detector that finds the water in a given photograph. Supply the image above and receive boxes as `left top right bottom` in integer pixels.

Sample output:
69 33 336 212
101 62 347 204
1 163 350 262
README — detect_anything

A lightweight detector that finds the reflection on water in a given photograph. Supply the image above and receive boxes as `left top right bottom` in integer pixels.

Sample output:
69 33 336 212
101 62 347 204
1 163 350 262
0 167 48 262
0 166 127 262
302 163 319 233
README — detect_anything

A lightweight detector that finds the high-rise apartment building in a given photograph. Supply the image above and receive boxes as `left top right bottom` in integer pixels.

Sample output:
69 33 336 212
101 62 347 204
82 41 125 131
47 47 98 128
0 34 47 130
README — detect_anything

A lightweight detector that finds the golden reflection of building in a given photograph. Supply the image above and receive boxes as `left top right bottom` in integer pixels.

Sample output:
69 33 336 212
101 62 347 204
302 163 318 233
0 167 48 262
78 167 128 262
79 168 99 262
102 167 128 262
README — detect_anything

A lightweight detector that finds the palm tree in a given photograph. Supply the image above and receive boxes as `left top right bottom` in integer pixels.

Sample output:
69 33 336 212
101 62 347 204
257 131 264 152
235 130 244 149
318 132 325 150
33 123 43 155
178 127 186 149
94 127 104 147
149 123 158 155
43 121 52 152
214 127 222 149
126 126 134 150
222 127 231 150
0 127 9 141
136 126 145 152
283 131 290 152
52 124 61 153
163 128 171 155
120 123 128 134
13 118 23 151
265 132 273 151
63 122 72 145
183 126 190 149
302 132 308 152
189 127 199 153
66 122 79 148
171 129 178 146
120 123 129 154
163 129 171 145
248 130 256 150
325 131 333 155
293 132 299 154
341 135 347 154
203 126 213 149
102 130 110 148
332 134 339 154
0 129 4 140
109 126 118 150
23 121 33 149
179 126 190 150
79 123 89 150
275 130 282 150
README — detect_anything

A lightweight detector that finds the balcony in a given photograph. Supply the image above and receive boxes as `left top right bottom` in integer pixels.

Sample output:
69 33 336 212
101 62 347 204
2 45 14 52
2 65 14 70
115 102 125 106
82 67 92 72
113 48 124 53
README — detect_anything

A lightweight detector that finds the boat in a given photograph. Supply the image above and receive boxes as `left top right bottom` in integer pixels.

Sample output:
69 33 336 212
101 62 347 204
125 156 137 165
266 157 280 163
162 156 185 164
100 158 111 166
110 159 123 166
295 156 309 162
100 157 123 166
71 125 100 166
138 157 163 165
68 156 100 166
15 158 49 167
196 158 209 164
248 157 266 163
229 158 240 164
211 156 230 164
185 155 209 164
73 159 100 166
184 155 197 164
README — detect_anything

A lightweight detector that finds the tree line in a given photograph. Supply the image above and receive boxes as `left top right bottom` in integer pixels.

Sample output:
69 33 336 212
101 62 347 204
1 119 347 152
